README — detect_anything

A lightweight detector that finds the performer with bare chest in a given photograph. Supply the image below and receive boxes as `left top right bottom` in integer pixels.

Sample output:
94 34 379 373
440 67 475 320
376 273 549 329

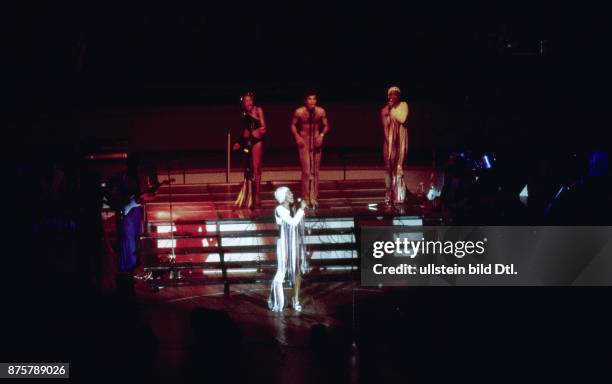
290 92 330 208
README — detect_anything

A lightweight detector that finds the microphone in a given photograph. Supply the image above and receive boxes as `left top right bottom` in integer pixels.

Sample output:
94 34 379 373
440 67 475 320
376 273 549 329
294 197 304 211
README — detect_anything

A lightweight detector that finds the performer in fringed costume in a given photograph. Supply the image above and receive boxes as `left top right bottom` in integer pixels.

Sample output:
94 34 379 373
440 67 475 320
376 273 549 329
234 92 266 209
268 186 308 312
381 86 410 205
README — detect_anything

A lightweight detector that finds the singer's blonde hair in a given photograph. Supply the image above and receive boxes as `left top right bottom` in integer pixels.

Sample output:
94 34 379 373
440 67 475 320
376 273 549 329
274 186 289 204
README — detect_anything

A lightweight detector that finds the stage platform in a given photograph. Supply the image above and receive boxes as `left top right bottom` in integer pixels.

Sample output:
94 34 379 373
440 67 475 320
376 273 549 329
133 169 443 290
149 164 443 218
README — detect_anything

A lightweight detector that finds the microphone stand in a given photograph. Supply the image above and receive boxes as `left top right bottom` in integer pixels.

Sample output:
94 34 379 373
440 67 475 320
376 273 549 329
309 108 314 208
226 127 231 184
167 164 176 266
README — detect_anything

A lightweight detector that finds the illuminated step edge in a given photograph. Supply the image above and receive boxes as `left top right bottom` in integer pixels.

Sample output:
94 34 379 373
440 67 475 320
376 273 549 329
149 250 357 264
393 217 424 226
153 218 355 234
156 235 355 248
310 250 357 259
306 219 355 229
153 217 421 234
220 234 355 247
203 268 260 274
198 250 358 262
196 265 358 275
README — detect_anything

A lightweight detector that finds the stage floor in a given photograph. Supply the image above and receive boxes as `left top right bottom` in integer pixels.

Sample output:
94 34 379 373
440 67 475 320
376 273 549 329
132 177 441 289
135 281 405 384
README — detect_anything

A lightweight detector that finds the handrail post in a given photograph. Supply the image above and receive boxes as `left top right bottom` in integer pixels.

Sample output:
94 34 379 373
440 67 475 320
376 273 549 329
226 131 231 183
218 222 229 295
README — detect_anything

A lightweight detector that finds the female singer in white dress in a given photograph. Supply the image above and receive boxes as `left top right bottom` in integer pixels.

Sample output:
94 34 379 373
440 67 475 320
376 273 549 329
268 186 308 312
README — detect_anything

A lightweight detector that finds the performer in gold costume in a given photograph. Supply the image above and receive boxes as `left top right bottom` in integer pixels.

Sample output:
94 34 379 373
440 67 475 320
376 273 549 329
381 86 410 205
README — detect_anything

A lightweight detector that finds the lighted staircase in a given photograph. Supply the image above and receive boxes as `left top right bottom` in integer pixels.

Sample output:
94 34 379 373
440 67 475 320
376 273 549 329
139 178 435 291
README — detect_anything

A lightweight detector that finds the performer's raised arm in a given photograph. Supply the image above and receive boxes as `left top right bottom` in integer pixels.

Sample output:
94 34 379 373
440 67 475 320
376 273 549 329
276 205 304 227
391 101 409 124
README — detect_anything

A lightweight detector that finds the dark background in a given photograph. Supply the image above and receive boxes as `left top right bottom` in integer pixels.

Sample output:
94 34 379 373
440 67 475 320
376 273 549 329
3 3 612 382
7 1 610 157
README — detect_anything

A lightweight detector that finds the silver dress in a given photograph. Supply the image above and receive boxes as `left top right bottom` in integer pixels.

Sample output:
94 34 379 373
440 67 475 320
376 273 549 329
268 205 307 311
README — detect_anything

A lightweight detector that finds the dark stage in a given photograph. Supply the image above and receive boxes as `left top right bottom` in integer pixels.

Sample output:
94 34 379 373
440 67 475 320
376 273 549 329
5 1 612 383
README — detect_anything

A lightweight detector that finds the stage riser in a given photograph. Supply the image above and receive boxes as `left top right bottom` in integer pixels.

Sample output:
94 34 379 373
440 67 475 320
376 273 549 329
136 177 431 290
145 257 357 271
145 206 388 220
149 234 356 250
145 250 358 266
147 218 355 235
152 277 358 289
144 199 383 214
150 189 386 203
156 168 439 186
149 242 357 256
143 229 355 240
152 179 388 193
152 179 393 193
147 269 360 288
